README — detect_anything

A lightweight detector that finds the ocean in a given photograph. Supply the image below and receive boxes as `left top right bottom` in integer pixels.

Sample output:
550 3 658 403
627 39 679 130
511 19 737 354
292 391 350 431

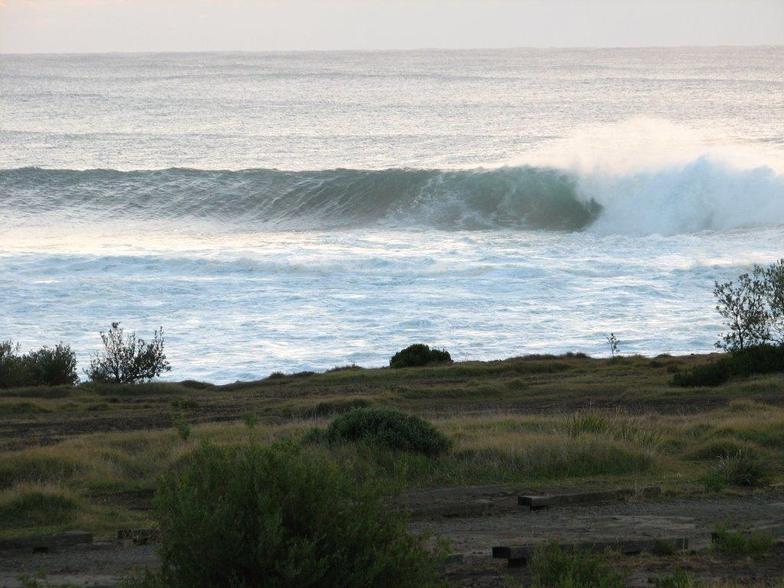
1 47 782 382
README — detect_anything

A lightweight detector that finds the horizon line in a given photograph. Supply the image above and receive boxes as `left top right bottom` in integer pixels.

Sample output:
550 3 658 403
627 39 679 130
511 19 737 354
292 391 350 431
1 43 782 57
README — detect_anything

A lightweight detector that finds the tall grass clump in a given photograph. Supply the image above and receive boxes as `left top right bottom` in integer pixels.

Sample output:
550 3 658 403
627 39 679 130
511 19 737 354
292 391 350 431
320 407 451 456
389 344 451 368
124 443 442 588
528 542 624 588
703 449 771 491
465 439 653 480
565 412 660 448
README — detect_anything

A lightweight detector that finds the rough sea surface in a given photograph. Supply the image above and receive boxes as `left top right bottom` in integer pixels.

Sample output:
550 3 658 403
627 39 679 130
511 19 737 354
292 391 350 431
1 48 783 382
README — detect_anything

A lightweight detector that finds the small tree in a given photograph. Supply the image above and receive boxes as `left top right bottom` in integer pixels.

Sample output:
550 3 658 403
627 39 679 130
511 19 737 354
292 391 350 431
757 260 784 345
714 273 770 352
87 322 170 383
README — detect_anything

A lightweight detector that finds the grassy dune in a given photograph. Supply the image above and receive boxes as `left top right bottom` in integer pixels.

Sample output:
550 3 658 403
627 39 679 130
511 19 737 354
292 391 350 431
1 353 783 539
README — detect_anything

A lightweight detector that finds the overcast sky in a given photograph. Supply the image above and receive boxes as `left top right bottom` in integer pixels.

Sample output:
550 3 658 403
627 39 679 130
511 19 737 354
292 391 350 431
1 0 782 54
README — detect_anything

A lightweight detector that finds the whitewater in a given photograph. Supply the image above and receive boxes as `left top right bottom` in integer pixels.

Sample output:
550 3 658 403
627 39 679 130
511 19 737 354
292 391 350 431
1 48 783 382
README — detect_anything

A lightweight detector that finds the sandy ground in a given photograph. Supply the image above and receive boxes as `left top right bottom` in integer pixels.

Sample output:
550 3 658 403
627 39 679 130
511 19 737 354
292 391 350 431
2 488 784 587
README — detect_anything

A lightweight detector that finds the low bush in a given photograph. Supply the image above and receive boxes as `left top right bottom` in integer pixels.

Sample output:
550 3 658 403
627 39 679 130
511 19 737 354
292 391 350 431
671 344 784 387
528 542 625 588
712 526 774 558
389 344 451 369
322 407 451 456
0 341 78 388
124 444 441 588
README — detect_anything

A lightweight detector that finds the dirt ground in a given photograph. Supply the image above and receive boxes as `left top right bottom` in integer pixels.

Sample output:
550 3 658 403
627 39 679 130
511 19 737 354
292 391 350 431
3 487 783 588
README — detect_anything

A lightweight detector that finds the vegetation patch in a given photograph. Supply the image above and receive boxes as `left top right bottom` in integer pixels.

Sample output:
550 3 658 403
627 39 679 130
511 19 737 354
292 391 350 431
301 397 371 418
528 541 625 588
123 443 442 588
318 407 451 456
652 569 695 588
703 449 771 490
87 323 170 384
712 526 774 558
687 439 758 461
565 412 661 448
0 341 78 388
454 438 653 481
671 345 784 387
389 344 452 369
0 488 78 528
0 454 84 490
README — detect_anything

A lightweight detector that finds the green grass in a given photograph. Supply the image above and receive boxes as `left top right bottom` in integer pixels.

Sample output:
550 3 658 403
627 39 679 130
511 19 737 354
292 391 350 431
712 526 775 558
0 487 78 528
528 542 625 588
652 569 695 588
0 352 782 538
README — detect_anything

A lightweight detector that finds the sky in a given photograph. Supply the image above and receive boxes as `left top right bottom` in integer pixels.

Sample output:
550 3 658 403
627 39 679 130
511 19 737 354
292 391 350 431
0 0 783 54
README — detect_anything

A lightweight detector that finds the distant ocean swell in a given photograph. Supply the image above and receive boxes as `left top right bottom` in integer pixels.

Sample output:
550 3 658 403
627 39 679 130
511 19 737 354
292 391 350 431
2 159 783 234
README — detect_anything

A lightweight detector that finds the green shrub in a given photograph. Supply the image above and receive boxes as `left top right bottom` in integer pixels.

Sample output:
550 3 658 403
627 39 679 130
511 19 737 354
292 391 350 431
712 526 774 558
0 341 78 388
671 360 731 387
528 542 624 588
27 344 78 386
323 408 451 456
0 341 30 388
389 344 451 369
671 344 784 387
125 444 441 588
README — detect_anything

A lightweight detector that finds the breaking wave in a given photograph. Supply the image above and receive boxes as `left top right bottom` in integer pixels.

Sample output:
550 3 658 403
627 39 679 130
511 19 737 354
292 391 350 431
2 157 783 234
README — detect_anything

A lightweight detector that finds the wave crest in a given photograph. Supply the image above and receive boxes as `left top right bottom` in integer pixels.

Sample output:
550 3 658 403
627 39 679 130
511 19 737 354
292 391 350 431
2 157 783 235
